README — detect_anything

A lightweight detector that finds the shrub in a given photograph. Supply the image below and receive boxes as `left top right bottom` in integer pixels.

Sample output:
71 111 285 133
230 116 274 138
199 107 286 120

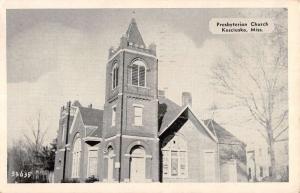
85 175 99 183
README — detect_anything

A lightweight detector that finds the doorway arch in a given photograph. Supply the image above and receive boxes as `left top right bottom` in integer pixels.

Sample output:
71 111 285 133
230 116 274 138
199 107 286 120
130 145 146 182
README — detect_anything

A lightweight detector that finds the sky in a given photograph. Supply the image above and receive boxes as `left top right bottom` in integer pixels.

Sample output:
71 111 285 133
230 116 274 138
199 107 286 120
6 8 287 148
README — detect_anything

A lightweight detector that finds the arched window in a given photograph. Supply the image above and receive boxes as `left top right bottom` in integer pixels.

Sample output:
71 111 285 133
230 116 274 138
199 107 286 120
107 146 114 181
131 60 146 87
72 136 81 178
162 135 188 178
112 63 119 89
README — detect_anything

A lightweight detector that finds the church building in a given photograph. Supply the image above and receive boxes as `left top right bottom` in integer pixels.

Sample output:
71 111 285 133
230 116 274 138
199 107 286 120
54 18 247 183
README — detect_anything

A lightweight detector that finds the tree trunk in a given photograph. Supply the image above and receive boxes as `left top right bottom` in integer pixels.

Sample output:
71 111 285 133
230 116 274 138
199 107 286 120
269 139 276 179
267 123 277 179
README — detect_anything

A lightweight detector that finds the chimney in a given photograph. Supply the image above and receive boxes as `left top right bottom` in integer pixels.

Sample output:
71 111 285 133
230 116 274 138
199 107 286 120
182 92 192 107
88 104 93 108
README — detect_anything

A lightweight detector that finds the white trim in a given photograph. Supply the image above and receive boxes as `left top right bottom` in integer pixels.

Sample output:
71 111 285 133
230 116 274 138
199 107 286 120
128 58 150 89
71 136 82 178
69 106 79 134
111 62 119 90
159 105 218 142
104 154 116 158
108 49 156 63
133 104 144 108
133 105 143 126
129 84 150 89
105 134 120 141
122 135 158 141
125 153 152 159
83 137 102 142
104 134 159 141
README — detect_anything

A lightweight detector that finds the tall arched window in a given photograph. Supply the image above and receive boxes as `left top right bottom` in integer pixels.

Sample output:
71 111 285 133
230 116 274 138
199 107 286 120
162 135 188 178
72 136 81 178
131 60 146 87
107 146 114 181
112 63 119 89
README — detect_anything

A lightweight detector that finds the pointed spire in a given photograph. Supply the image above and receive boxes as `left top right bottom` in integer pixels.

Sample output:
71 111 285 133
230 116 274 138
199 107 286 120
126 18 146 48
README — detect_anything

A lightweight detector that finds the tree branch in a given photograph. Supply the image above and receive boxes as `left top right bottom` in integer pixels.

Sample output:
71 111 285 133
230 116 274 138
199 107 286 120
273 110 288 131
274 126 288 140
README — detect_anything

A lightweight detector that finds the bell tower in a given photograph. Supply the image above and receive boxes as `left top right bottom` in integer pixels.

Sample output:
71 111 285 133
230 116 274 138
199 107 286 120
102 18 159 182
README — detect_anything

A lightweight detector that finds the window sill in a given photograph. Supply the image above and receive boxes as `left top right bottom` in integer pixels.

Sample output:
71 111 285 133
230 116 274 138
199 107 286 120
129 84 150 89
133 124 143 127
163 175 188 179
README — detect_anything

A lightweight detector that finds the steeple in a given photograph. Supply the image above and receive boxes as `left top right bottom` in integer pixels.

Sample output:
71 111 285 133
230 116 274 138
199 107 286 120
125 18 146 48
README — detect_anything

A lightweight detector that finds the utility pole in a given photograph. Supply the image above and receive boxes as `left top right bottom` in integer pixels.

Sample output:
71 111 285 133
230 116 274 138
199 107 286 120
62 101 71 181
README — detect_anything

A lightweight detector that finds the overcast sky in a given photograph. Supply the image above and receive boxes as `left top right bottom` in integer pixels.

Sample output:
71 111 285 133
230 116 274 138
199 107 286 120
7 8 287 148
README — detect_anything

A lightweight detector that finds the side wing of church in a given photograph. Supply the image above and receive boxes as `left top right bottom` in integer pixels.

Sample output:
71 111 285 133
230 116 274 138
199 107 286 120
54 18 247 183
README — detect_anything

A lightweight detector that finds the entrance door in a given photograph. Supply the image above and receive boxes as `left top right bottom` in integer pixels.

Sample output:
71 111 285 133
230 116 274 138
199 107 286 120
130 146 146 182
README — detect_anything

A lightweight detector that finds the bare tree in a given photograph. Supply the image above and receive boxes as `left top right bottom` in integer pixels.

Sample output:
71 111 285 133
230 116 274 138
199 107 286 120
8 111 53 183
210 10 288 179
23 111 49 180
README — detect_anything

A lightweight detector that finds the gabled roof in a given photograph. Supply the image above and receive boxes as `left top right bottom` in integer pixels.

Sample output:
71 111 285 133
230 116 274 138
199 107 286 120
158 97 245 145
158 97 218 142
158 96 184 132
126 18 146 47
78 106 103 128
203 119 245 146
77 106 103 143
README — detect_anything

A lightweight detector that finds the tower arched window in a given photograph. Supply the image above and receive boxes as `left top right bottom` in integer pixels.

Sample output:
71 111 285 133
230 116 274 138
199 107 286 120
112 63 119 89
162 135 188 178
131 60 146 87
72 135 81 178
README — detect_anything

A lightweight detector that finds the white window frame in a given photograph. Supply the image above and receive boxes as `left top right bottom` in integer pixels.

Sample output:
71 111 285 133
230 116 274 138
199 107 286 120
130 60 147 88
112 63 119 90
203 150 217 182
71 136 81 178
62 124 66 143
87 146 98 177
112 105 117 126
161 134 188 178
133 104 144 126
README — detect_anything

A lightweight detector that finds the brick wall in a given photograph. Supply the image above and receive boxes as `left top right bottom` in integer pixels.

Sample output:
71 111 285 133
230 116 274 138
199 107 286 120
162 118 219 182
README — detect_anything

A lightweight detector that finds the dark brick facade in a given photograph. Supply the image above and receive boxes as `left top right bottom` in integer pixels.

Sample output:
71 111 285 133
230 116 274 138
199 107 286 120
53 18 247 183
